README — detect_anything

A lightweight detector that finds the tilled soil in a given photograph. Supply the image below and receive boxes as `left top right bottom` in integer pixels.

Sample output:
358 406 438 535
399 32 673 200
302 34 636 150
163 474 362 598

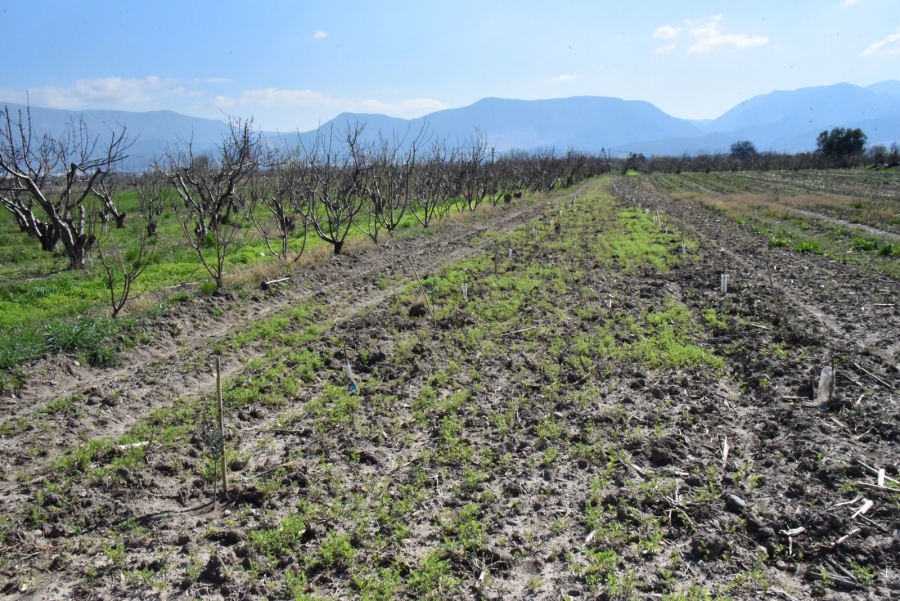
1 176 898 601
0 196 554 493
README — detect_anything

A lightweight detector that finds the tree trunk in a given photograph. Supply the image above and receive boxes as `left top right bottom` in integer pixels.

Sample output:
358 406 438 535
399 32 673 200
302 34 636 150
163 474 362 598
36 223 59 252
66 234 95 270
59 207 95 270
194 221 209 246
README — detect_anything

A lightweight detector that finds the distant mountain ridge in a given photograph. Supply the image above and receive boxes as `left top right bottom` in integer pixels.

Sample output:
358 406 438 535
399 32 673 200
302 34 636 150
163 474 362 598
280 96 703 155
0 103 227 170
3 80 898 167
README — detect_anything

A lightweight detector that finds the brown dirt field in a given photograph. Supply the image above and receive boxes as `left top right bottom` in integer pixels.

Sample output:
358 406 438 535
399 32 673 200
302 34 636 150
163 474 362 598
1 177 898 601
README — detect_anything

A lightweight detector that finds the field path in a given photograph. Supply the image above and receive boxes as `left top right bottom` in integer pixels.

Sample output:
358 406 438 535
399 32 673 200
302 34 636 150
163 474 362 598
0 190 584 490
665 173 900 242
619 176 900 365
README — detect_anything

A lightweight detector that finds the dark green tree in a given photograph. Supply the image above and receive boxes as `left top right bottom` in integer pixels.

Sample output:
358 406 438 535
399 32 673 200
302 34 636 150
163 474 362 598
729 140 757 158
816 127 867 157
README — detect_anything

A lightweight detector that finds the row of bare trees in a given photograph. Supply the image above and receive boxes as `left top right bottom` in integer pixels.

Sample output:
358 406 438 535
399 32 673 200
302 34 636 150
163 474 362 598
5 104 896 318
0 108 609 316
150 119 612 289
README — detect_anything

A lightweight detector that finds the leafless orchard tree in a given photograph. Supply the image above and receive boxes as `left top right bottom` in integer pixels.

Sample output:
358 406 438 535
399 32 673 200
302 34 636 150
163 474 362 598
524 148 561 192
90 172 129 228
248 149 309 262
483 159 509 207
411 139 456 228
157 116 261 289
356 128 429 243
94 172 173 317
129 171 168 237
0 104 132 269
294 123 370 255
455 134 490 212
93 213 158 318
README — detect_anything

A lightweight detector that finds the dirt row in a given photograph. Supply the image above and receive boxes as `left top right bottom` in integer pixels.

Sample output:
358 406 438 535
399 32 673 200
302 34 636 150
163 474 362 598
0 195 568 491
614 175 900 596
1 176 898 600
657 173 900 244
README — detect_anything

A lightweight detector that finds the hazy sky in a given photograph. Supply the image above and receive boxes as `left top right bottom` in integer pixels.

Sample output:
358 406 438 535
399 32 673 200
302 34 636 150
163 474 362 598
1 0 897 131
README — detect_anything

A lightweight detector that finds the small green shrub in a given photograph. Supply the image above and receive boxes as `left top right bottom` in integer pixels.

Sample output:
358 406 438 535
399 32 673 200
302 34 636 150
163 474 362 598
89 346 121 368
851 238 879 252
794 240 821 253
879 243 900 256
42 318 114 353
167 291 192 305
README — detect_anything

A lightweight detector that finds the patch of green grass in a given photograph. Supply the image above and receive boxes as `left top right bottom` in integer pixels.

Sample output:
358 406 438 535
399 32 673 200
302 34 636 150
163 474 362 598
44 396 76 415
353 567 401 601
851 237 880 252
702 309 727 329
849 560 876 585
249 512 307 558
318 531 356 568
598 301 724 370
407 550 460 598
794 240 822 253
439 502 487 552
88 346 121 368
663 585 716 600
590 208 686 272
878 243 900 256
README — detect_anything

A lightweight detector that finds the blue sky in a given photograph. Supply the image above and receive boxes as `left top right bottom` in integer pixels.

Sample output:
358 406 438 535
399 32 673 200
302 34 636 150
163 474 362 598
1 0 898 131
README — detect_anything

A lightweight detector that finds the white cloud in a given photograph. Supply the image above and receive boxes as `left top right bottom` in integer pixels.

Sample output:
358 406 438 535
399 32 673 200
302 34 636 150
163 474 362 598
653 25 680 39
241 88 333 107
840 0 860 6
213 87 448 120
168 87 204 98
546 74 577 83
313 30 328 39
5 76 167 109
861 31 900 56
654 44 677 54
0 76 235 111
688 19 768 53
209 96 236 109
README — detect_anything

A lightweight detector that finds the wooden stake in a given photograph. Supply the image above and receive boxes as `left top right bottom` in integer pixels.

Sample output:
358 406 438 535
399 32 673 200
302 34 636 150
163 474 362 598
767 266 786 340
407 258 436 327
216 356 228 494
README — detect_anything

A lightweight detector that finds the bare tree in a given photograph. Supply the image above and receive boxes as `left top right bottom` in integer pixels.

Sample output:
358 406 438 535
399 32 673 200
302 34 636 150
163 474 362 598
94 214 158 318
411 139 456 228
248 149 309 262
357 131 422 243
295 123 369 255
456 134 489 212
0 104 132 269
158 116 261 289
524 148 559 192
90 171 129 228
129 171 167 238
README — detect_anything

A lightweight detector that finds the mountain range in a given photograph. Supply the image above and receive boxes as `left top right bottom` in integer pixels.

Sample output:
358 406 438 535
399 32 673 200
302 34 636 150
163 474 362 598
2 81 898 168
